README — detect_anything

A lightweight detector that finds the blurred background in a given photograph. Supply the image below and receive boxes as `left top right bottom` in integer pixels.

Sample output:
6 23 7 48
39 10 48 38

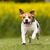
0 0 50 38
0 0 50 2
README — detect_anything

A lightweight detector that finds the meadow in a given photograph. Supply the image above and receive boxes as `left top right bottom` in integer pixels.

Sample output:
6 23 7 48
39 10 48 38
0 2 50 50
0 36 50 50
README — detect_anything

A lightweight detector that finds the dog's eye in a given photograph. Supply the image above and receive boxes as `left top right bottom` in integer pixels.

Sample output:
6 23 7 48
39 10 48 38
28 16 31 19
23 16 25 19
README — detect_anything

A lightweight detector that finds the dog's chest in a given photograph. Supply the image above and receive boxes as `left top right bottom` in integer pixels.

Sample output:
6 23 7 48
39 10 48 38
24 23 35 32
27 26 33 31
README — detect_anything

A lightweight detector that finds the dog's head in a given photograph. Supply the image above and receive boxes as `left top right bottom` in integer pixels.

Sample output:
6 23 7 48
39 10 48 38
19 9 35 24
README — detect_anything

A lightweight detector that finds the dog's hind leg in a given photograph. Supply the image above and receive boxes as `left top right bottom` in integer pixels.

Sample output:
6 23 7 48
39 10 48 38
36 28 40 40
29 37 31 43
36 33 40 40
28 34 31 43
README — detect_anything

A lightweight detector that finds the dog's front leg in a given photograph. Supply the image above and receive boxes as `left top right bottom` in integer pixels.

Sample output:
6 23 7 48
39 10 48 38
21 31 26 44
32 29 38 40
21 25 27 45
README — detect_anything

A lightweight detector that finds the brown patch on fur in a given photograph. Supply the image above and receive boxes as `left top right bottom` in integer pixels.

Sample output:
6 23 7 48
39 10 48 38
21 12 34 21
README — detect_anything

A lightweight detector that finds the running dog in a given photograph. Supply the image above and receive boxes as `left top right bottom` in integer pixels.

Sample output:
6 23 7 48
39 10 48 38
19 9 40 45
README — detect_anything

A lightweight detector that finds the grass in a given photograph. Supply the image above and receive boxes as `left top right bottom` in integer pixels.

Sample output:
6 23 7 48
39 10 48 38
0 36 50 50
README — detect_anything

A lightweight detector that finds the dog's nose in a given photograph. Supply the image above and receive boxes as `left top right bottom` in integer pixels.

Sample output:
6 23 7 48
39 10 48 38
25 19 28 22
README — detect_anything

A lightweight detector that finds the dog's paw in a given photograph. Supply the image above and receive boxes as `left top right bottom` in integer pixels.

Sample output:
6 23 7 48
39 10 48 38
32 35 35 40
22 43 26 45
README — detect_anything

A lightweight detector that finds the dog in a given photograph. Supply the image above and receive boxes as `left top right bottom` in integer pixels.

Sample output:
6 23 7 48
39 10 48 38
19 9 40 45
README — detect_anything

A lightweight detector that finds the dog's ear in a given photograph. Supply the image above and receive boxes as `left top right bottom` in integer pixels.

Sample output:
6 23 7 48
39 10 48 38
19 9 24 15
30 10 34 15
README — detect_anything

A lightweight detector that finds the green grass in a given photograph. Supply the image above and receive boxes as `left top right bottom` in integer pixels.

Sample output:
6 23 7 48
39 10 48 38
0 36 50 50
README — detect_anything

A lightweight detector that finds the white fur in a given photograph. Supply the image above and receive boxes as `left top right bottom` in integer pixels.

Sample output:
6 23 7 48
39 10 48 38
21 19 40 43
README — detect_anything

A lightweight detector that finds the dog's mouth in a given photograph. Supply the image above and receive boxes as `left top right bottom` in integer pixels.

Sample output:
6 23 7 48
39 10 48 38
24 22 30 24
